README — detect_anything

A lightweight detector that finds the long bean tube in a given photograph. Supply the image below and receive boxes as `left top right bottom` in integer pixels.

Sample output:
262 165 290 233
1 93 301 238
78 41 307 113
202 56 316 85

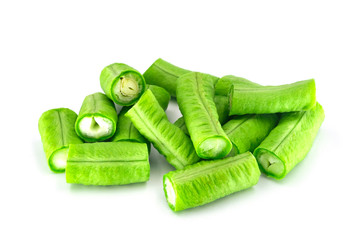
38 108 83 173
215 75 262 96
229 79 316 115
111 107 148 144
66 142 149 185
143 58 191 97
111 85 170 150
254 102 325 179
147 85 171 110
177 72 232 159
223 114 279 155
163 152 261 211
174 95 230 135
126 90 200 169
214 95 230 124
175 75 261 135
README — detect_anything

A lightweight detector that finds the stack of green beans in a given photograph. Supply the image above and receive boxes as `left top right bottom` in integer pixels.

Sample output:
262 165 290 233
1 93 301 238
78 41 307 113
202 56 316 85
38 58 324 212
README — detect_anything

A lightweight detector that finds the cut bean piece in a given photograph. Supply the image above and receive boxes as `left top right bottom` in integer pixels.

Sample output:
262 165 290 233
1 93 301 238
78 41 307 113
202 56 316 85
38 108 83 173
229 79 316 115
174 95 230 135
177 72 232 159
215 75 262 96
163 152 261 212
75 92 117 142
111 106 148 145
173 117 187 135
111 85 170 150
147 85 171 110
100 63 146 106
66 142 149 185
214 95 230 124
143 58 191 97
126 90 200 169
254 102 325 179
223 114 279 154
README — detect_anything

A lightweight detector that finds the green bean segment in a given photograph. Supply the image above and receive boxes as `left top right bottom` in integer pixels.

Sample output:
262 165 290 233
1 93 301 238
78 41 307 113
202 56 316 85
147 85 171 110
100 63 146 106
66 142 149 185
254 102 325 179
173 117 187 135
229 79 316 115
214 95 230 124
38 108 83 173
223 114 279 154
111 85 170 151
174 95 230 135
215 75 262 96
143 58 191 97
126 90 200 169
177 72 232 159
111 107 148 144
75 92 117 142
163 152 261 211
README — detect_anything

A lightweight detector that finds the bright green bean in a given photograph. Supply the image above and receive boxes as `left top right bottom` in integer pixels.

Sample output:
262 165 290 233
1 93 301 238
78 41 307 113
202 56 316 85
177 72 232 159
143 58 190 97
126 90 200 169
229 79 316 115
66 142 149 185
163 152 260 211
223 114 279 155
38 108 83 173
254 102 325 179
111 85 171 151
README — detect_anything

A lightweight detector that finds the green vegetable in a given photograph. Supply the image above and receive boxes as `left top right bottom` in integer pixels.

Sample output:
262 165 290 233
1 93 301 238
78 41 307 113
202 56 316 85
254 102 325 179
110 107 148 144
175 75 258 134
215 75 262 96
143 58 191 97
174 75 260 134
172 117 187 135
229 79 316 115
214 95 230 124
38 108 83 173
223 114 279 155
66 142 149 185
147 85 171 110
111 85 170 150
177 72 232 159
75 92 117 142
163 152 261 212
100 63 146 106
126 89 200 169
174 95 230 135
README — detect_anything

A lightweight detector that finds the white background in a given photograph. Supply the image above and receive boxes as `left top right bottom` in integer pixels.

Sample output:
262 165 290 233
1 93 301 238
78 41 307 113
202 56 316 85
1 1 358 239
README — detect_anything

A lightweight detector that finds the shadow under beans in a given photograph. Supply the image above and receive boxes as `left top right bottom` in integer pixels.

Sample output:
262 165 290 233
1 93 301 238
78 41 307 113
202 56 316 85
267 128 328 186
149 146 175 175
172 186 258 216
165 98 181 123
33 139 49 173
69 181 149 194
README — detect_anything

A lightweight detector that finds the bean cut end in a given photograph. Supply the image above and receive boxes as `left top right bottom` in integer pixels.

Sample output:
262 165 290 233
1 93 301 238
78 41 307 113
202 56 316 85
49 147 69 173
113 72 143 105
256 150 285 179
164 177 177 210
197 136 232 159
78 115 114 141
